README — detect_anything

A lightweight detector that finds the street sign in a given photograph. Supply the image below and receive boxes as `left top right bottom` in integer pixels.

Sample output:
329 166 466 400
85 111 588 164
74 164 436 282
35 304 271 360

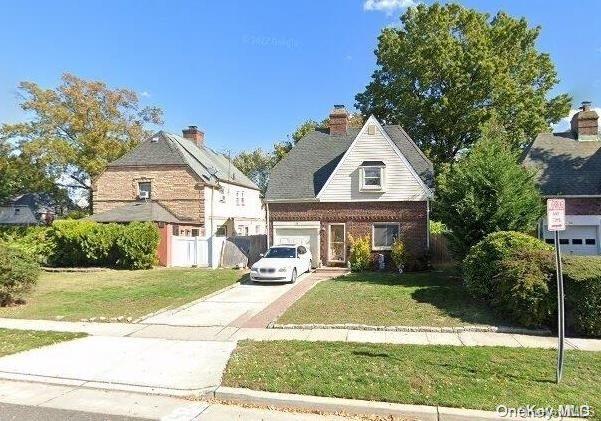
547 198 565 231
547 198 566 383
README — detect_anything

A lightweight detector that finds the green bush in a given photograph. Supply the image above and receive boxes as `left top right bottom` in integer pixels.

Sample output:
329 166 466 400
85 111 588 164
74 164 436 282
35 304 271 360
0 244 40 306
493 249 555 327
390 238 407 272
563 256 601 337
115 222 159 269
429 220 448 235
47 220 159 269
463 231 551 301
348 235 372 272
0 226 53 264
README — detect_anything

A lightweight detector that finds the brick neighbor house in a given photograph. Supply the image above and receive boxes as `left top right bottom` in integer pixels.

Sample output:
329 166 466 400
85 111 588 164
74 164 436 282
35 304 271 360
523 101 601 255
265 105 434 268
91 126 265 266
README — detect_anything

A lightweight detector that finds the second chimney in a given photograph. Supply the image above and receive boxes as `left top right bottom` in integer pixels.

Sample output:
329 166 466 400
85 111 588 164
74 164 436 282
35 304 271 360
329 105 349 135
571 101 599 140
182 125 205 147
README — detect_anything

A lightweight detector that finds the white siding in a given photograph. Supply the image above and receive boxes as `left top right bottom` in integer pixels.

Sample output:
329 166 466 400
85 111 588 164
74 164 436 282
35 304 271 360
318 119 427 202
204 183 265 236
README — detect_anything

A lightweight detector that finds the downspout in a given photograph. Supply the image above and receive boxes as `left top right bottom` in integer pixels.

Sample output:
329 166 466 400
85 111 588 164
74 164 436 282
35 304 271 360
426 199 430 251
266 202 271 247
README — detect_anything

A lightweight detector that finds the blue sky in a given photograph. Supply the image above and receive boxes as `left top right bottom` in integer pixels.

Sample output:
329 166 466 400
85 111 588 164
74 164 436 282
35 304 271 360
1 0 600 154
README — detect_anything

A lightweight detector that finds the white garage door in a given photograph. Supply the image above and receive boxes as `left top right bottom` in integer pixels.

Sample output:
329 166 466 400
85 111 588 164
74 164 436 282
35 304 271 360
273 227 320 267
544 225 598 255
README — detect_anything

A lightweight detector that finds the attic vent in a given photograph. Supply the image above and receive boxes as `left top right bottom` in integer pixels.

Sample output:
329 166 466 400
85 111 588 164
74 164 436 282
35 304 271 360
150 136 159 143
367 125 376 135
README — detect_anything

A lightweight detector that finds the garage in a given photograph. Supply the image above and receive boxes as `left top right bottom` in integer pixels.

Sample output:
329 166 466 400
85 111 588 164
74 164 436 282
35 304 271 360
543 224 599 256
272 221 320 267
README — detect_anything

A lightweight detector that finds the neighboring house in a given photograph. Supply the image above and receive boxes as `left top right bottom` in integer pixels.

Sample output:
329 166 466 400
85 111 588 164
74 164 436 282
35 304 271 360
0 192 72 226
91 126 265 266
265 105 434 268
523 101 601 255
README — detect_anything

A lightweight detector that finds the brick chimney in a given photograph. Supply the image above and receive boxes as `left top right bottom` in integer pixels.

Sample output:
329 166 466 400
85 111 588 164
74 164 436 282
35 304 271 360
571 101 599 140
182 125 205 147
329 105 349 135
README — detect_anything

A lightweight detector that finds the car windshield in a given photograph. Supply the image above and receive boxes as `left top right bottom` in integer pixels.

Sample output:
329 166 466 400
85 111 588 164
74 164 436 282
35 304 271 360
264 247 296 258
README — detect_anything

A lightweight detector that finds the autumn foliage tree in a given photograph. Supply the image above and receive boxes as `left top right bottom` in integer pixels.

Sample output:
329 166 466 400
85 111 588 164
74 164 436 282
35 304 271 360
0 73 163 209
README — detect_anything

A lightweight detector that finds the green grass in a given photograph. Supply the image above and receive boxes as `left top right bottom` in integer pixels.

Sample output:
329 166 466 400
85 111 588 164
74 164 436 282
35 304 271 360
224 340 601 414
0 268 245 321
0 328 85 357
279 270 506 327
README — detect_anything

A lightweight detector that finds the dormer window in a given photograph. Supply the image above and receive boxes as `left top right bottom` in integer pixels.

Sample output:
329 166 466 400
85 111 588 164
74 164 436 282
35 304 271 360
360 161 385 191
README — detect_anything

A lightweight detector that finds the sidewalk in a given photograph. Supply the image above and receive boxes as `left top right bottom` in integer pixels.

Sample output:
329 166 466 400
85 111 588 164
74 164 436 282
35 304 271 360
1 317 600 350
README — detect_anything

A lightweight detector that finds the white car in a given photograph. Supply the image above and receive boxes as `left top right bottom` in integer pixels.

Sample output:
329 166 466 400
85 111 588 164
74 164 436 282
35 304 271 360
250 244 312 283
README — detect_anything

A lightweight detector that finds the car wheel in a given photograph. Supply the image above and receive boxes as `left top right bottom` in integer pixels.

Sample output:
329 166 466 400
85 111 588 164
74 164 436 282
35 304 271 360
308 260 313 273
290 268 297 284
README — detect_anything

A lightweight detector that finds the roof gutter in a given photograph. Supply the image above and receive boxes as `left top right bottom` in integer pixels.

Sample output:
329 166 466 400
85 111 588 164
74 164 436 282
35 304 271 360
263 198 320 204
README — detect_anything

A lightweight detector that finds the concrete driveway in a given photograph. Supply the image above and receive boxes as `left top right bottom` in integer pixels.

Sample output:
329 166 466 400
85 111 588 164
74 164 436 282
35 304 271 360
140 277 303 327
0 336 235 396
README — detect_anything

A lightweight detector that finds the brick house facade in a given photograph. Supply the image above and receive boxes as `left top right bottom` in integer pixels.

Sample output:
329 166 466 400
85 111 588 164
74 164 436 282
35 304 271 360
265 106 434 268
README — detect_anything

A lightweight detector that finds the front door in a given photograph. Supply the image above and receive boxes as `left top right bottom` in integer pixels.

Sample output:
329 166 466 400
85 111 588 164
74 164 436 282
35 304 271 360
328 223 346 263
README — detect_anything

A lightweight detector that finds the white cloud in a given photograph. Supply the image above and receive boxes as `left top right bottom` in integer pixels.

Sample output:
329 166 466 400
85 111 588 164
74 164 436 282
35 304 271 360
140 91 150 98
363 0 417 14
552 106 601 132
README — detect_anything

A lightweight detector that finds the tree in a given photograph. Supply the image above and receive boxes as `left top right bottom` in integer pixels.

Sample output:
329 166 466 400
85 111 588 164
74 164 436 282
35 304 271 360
0 73 163 209
355 3 571 168
233 148 274 195
435 121 544 260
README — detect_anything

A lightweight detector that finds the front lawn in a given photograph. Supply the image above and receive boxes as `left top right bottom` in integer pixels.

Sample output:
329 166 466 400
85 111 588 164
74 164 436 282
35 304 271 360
278 270 506 327
0 328 84 357
0 268 245 321
224 340 601 412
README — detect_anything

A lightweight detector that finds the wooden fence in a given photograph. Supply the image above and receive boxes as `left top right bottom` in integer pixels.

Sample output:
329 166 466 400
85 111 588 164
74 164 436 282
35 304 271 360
430 233 453 264
221 234 268 268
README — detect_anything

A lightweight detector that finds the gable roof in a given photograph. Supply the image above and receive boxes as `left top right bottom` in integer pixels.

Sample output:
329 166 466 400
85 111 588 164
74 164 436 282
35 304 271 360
265 124 434 202
523 131 601 196
108 131 259 190
88 201 182 223
0 206 38 225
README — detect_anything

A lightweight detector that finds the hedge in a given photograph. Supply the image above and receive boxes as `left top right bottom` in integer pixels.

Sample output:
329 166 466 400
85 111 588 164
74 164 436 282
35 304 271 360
0 226 53 265
47 220 159 269
563 256 601 337
0 243 40 306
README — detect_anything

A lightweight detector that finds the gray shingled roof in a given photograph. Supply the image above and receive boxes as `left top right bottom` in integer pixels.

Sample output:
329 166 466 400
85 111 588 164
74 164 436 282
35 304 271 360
265 125 434 201
0 206 38 225
109 132 259 190
88 201 182 223
523 131 601 196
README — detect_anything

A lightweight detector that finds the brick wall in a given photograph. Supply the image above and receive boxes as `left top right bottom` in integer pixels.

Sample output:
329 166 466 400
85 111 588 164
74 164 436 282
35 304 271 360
268 201 428 266
93 165 205 224
564 198 601 215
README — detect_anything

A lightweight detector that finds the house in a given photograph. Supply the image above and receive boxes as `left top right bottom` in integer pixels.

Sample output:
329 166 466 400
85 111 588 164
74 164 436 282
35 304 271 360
265 105 434 268
523 101 601 255
91 126 265 266
0 192 72 226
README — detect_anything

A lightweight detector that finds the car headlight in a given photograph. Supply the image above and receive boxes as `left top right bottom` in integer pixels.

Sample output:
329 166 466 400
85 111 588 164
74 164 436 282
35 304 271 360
278 267 287 272
251 266 259 272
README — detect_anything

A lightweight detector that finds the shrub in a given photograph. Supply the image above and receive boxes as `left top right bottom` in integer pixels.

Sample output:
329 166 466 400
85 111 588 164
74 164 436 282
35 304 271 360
463 231 551 301
563 256 601 337
0 226 53 264
390 238 407 272
492 249 555 327
348 235 372 272
115 222 159 269
47 220 98 267
0 244 40 306
429 220 448 235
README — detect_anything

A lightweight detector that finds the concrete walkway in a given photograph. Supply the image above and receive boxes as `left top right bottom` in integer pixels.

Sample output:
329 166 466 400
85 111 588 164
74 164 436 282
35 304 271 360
139 272 320 327
0 336 236 396
0 379 347 420
1 317 600 350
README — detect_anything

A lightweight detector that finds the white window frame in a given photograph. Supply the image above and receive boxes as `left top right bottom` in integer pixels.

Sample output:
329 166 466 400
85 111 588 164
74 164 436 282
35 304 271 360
372 222 400 251
235 191 240 206
360 166 385 192
240 190 245 206
328 223 346 263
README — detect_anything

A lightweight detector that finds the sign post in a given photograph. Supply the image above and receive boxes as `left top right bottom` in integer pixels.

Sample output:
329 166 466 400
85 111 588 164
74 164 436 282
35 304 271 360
547 198 565 383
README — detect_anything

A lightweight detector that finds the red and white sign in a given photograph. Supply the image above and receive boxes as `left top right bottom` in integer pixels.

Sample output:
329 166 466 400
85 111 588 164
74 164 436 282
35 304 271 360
547 198 566 231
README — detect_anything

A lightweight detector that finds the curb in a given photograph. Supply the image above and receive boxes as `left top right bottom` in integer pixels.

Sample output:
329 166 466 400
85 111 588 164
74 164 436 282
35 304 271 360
271 323 552 337
212 387 505 420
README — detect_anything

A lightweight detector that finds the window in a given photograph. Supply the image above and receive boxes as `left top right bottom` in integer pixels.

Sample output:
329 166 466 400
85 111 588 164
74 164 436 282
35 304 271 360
360 162 385 191
138 181 151 199
215 225 227 237
572 239 583 245
236 191 240 206
172 225 179 236
559 239 569 245
372 223 400 250
586 238 596 245
191 229 200 237
240 191 245 206
545 238 555 244
265 247 296 258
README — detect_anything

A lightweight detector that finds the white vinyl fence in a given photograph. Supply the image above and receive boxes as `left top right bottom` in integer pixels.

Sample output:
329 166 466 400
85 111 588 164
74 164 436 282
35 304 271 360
170 236 226 268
